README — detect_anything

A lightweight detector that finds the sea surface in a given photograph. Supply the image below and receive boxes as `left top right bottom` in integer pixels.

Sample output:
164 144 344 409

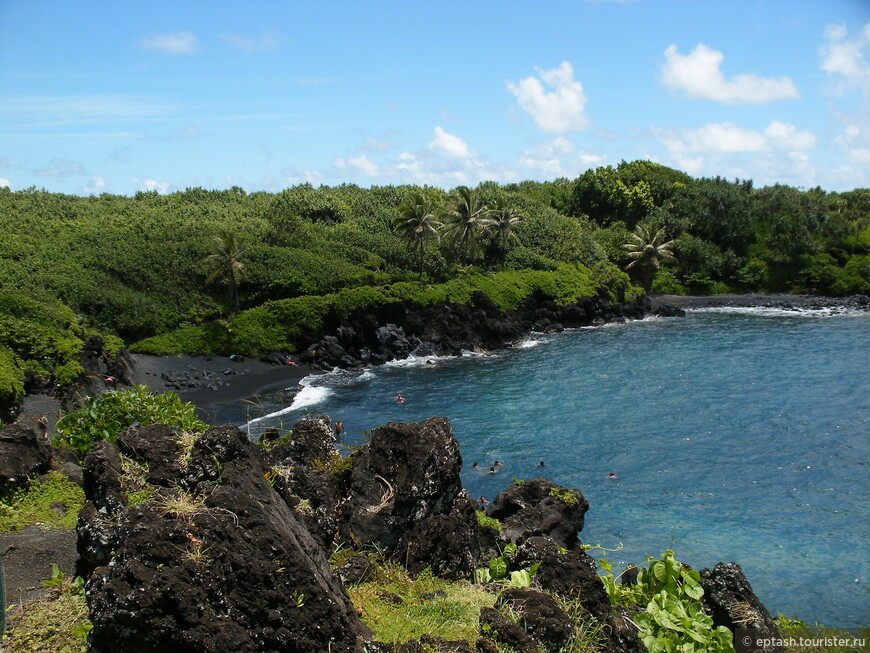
231 307 870 627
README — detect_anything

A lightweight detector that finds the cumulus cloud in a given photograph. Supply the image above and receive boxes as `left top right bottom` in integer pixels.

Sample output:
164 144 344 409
350 155 380 177
661 44 799 105
0 178 10 188
820 22 870 92
279 167 322 186
655 120 815 156
506 61 589 133
516 136 602 178
835 123 870 165
220 30 285 52
132 177 172 194
34 159 87 178
83 176 106 194
137 31 198 54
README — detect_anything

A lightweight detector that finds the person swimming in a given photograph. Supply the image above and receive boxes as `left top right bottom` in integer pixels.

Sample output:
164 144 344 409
608 471 617 480
537 460 545 467
493 460 503 467
472 462 480 470
395 394 404 404
488 466 497 474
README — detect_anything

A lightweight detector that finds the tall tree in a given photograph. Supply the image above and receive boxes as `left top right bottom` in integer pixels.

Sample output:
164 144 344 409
201 232 247 310
393 191 443 279
623 222 677 291
482 197 524 260
444 186 489 264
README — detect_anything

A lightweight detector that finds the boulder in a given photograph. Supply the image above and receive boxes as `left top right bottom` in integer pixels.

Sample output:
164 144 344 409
268 416 338 468
80 424 370 652
0 422 52 488
700 562 784 653
488 478 589 549
340 417 464 556
497 587 573 652
396 492 481 579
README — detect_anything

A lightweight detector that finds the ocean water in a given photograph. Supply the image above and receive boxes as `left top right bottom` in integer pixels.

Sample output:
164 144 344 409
233 307 870 627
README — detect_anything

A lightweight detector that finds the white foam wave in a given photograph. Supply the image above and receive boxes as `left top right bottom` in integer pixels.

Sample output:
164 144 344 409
515 338 543 349
383 353 456 368
692 305 866 318
244 377 332 426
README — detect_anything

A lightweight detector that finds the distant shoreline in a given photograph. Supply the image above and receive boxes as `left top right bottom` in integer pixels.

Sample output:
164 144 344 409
649 292 869 311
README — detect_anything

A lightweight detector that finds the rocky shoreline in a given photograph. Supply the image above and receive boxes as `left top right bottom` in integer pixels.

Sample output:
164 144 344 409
3 291 868 650
2 415 787 652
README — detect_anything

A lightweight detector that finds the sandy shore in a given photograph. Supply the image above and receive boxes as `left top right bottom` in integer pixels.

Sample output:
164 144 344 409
129 353 315 425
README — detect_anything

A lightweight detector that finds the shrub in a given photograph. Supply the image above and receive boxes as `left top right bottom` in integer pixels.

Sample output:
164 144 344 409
601 550 732 653
54 386 207 457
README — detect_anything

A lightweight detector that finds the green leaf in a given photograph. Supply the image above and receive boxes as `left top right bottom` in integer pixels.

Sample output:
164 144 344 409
599 557 612 572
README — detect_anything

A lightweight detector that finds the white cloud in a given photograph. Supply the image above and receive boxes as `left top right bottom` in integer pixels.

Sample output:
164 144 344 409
346 155 381 178
835 123 870 165
132 177 172 194
517 136 589 177
820 22 870 92
34 159 87 178
83 176 105 194
429 126 474 159
220 30 285 52
763 120 817 151
655 121 815 156
661 44 799 105
279 167 322 186
137 31 198 55
0 178 10 188
506 61 589 133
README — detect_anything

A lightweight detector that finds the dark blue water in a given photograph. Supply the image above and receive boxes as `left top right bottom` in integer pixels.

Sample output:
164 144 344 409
236 308 870 627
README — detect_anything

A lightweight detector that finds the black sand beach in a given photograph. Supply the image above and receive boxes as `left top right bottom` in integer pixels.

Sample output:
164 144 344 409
128 354 315 425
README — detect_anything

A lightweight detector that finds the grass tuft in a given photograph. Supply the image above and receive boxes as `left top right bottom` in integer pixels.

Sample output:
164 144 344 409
0 471 85 533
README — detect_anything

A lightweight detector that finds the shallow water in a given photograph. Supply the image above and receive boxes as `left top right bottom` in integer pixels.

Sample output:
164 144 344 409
233 308 870 627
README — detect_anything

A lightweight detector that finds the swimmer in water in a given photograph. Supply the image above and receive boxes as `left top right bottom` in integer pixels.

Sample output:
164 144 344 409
608 472 617 480
395 394 404 404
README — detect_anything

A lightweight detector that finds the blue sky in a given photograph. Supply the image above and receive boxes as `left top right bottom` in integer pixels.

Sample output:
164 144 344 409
1 0 868 196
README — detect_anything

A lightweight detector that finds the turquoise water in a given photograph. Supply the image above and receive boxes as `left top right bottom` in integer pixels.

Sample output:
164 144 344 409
237 307 870 627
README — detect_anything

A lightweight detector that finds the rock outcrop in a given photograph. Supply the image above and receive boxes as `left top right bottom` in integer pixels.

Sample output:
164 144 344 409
78 423 370 652
300 294 668 370
700 562 784 653
487 477 589 550
0 422 52 488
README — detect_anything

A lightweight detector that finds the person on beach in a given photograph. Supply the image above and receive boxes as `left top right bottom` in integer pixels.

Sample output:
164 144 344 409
334 420 344 436
395 394 404 404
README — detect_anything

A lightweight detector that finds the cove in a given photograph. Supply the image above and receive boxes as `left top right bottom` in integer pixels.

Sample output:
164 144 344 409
236 307 870 627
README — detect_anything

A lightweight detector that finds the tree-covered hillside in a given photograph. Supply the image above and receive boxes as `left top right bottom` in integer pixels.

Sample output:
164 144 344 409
1 161 868 410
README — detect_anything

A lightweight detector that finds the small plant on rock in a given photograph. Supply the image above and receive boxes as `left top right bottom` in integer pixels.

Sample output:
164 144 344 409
601 549 732 653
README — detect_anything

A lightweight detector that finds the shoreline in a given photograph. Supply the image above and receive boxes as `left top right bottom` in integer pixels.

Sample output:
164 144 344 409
128 353 314 425
122 293 869 424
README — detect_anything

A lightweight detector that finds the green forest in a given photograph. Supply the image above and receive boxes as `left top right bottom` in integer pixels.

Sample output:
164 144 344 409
1 160 869 412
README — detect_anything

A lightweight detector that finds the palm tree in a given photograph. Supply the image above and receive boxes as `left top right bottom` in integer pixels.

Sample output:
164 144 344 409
201 232 247 310
623 222 677 291
482 197 524 260
444 186 489 264
393 191 443 279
